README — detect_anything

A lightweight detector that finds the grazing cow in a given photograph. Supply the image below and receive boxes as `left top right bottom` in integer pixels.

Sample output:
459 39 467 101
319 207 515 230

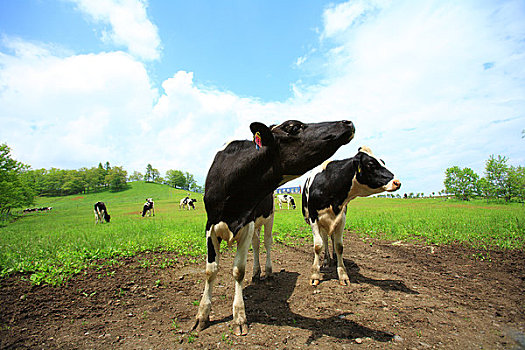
179 197 197 210
277 194 296 209
187 198 197 210
302 146 401 286
251 194 275 282
142 198 155 217
179 196 190 209
193 119 355 336
94 202 111 224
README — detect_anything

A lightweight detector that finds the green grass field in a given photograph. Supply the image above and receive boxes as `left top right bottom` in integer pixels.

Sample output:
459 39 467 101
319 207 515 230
1 181 523 285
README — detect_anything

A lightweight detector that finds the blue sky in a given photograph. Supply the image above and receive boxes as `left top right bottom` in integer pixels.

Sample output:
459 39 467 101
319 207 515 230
1 0 524 194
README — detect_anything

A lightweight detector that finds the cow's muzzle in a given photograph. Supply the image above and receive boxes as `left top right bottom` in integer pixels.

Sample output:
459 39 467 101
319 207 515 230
386 179 401 192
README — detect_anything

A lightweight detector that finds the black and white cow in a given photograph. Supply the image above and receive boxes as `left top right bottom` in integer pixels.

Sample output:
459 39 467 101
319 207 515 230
193 119 355 336
302 146 401 286
94 201 111 224
277 194 296 209
179 197 197 210
141 198 155 217
179 196 189 209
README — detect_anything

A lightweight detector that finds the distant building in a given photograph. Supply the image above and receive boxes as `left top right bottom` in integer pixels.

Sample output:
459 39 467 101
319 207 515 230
276 186 301 194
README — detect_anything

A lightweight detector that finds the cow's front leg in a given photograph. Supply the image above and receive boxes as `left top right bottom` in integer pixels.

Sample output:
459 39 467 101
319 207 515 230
263 213 274 279
310 221 323 286
193 230 220 331
251 225 262 282
333 214 349 286
232 222 254 335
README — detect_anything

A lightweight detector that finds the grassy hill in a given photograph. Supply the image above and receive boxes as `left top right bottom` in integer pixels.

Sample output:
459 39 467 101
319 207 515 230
0 181 207 284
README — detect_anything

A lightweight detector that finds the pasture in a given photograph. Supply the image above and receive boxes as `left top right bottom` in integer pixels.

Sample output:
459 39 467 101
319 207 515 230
1 181 524 349
1 181 524 285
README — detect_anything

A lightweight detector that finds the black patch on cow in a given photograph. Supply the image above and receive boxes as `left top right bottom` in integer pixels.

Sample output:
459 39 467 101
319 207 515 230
254 194 274 219
303 160 357 223
207 236 216 263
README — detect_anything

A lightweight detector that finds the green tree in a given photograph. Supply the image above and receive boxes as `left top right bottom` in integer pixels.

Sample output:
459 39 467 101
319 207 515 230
145 164 154 182
0 144 35 217
106 166 128 191
166 169 186 189
151 168 160 183
444 166 479 200
508 166 525 202
485 155 510 201
129 171 143 182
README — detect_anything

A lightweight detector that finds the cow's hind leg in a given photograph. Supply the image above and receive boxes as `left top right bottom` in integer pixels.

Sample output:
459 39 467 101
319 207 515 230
322 231 331 268
193 229 220 331
333 212 349 286
263 213 274 279
232 222 254 336
251 225 262 282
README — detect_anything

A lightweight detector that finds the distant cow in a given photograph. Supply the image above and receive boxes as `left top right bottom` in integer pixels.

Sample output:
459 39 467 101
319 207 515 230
94 202 111 224
187 198 197 210
277 194 296 209
180 197 197 210
193 119 355 336
179 196 190 209
302 146 401 286
142 198 155 217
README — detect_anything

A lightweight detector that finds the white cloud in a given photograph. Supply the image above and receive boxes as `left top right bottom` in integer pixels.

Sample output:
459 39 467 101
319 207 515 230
0 37 157 170
69 0 161 61
286 0 525 193
322 0 390 39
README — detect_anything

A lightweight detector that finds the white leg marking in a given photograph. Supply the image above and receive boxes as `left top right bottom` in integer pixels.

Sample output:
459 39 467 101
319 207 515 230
232 222 254 335
194 229 220 331
333 212 349 285
311 221 323 286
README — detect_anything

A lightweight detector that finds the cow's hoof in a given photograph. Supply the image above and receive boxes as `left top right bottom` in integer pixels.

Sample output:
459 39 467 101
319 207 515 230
311 279 320 286
339 279 349 286
233 323 248 336
191 317 209 332
251 274 261 283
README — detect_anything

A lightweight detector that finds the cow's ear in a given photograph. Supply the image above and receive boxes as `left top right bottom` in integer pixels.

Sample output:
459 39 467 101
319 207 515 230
250 122 276 149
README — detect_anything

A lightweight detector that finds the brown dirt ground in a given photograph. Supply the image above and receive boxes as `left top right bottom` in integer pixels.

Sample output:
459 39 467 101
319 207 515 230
1 234 524 349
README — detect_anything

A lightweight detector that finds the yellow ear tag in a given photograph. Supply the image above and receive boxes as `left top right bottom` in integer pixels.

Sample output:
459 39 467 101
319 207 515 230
357 165 361 174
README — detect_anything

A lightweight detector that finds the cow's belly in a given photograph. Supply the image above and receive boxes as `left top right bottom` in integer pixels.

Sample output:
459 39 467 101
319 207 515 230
315 206 345 235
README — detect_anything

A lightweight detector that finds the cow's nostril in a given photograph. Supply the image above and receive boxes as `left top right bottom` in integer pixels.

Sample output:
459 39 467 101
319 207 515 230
394 180 401 187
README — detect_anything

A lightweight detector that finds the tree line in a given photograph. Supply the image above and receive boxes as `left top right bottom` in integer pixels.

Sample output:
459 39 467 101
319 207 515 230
0 143 202 218
444 154 524 202
128 163 203 193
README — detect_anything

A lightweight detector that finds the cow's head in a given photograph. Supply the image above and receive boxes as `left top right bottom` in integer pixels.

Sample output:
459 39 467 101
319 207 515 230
250 120 355 181
354 146 401 193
